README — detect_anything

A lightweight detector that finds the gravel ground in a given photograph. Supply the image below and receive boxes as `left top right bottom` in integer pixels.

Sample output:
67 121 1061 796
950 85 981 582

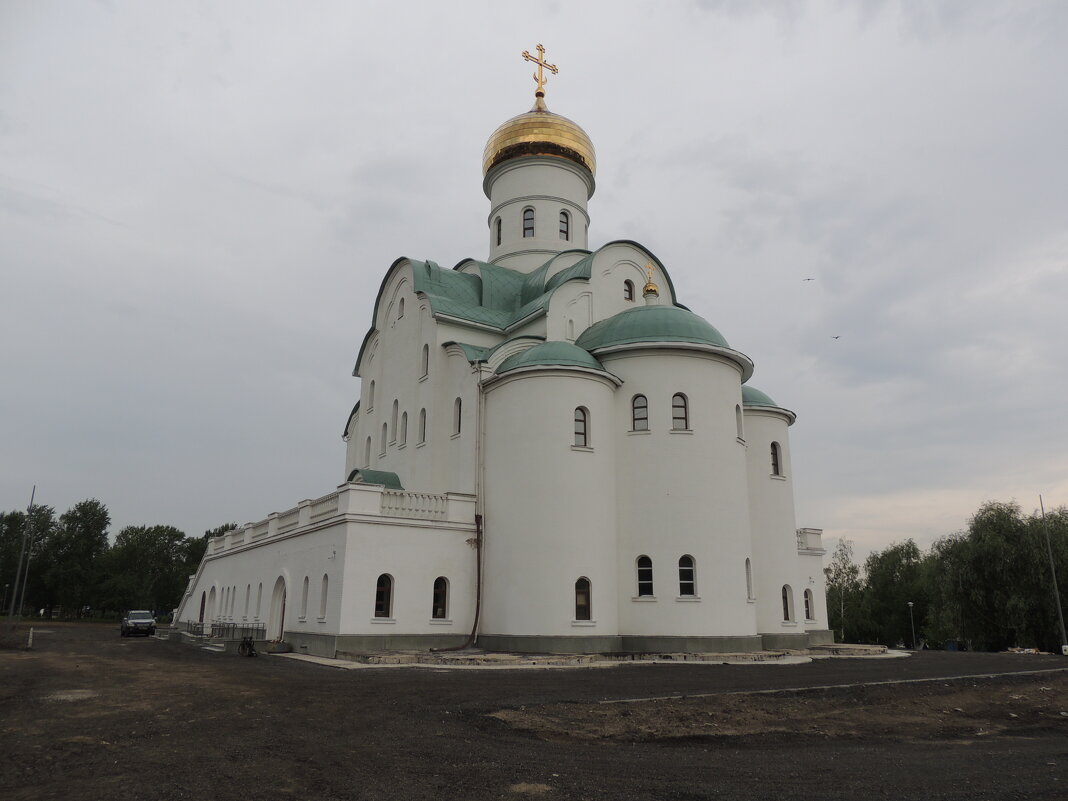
2 622 1067 800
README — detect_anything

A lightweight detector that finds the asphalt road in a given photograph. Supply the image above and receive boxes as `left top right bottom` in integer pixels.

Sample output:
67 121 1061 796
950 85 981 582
3 623 1067 801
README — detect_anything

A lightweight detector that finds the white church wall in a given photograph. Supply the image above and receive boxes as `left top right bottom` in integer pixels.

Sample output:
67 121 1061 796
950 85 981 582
487 158 592 270
480 369 620 649
605 350 759 644
742 409 809 644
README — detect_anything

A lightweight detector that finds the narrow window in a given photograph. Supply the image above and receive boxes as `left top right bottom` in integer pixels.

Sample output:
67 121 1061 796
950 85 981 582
421 344 429 377
256 582 262 618
398 297 404 319
364 436 371 467
523 207 535 237
320 574 329 619
574 407 589 447
624 280 635 301
636 555 654 597
495 217 502 246
368 380 375 410
804 589 814 620
559 210 570 241
575 577 591 620
782 584 793 621
244 584 250 618
631 394 649 431
453 397 462 435
419 408 427 443
399 411 408 446
375 574 393 618
745 558 754 600
380 422 388 455
735 404 744 440
300 576 309 618
771 442 782 476
678 555 696 596
432 577 448 620
671 393 689 430
391 399 398 442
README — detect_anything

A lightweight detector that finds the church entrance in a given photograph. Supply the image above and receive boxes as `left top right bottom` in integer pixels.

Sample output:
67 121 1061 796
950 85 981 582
268 577 287 641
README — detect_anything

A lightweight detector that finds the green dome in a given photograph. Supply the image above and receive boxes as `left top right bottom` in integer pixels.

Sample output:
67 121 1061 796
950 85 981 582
575 305 731 352
496 341 605 374
741 385 779 407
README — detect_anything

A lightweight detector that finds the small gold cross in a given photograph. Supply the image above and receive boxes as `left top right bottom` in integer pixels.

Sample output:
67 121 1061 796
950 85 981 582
522 43 558 97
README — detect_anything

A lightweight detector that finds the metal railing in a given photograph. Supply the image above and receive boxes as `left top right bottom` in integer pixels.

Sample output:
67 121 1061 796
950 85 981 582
209 622 267 641
185 620 204 636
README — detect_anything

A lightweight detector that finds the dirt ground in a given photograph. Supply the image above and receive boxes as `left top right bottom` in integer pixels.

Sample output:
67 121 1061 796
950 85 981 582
2 623 1067 800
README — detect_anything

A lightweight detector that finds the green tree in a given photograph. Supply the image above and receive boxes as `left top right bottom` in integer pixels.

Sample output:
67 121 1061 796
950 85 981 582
857 539 928 648
100 525 191 612
825 538 862 642
37 500 110 614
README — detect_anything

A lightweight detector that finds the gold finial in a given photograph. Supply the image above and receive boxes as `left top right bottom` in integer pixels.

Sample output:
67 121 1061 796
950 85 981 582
643 263 659 296
522 43 558 99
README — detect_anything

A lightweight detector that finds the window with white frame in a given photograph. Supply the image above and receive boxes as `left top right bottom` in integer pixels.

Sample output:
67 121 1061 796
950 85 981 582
575 577 591 620
320 574 329 619
375 574 393 618
745 558 754 600
419 408 427 443
300 575 309 619
771 442 783 476
574 406 589 447
636 555 654 597
624 280 635 301
453 397 462 435
631 395 649 431
399 411 407 446
671 393 689 430
421 344 429 378
782 584 794 621
559 210 570 241
804 588 814 620
432 577 448 620
523 207 535 237
391 400 398 443
678 555 696 596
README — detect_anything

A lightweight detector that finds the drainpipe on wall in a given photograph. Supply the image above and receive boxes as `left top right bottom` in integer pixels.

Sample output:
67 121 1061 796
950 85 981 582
432 363 487 652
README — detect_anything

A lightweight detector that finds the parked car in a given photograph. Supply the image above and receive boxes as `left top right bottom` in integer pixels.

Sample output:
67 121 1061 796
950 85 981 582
121 610 156 637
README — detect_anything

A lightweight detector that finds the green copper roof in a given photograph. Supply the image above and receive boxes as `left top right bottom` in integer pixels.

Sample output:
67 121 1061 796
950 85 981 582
496 341 605 374
346 469 404 490
741 385 778 407
575 305 731 351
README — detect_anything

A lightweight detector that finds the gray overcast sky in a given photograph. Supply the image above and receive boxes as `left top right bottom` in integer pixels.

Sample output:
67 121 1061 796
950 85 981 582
2 0 1066 561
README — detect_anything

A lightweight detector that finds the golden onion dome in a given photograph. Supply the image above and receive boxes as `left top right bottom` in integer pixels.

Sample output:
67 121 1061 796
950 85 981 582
482 97 596 177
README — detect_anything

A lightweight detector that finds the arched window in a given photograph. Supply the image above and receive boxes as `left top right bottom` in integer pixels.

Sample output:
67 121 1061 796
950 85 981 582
419 408 427 443
574 407 589 447
523 207 535 237
771 442 782 476
244 584 250 618
575 577 591 620
421 344 429 377
735 404 744 440
320 574 329 619
375 574 393 618
631 394 649 431
782 584 794 621
380 422 388 455
636 555 654 597
391 399 399 443
804 588 814 620
559 210 570 241
671 393 689 430
256 582 262 619
300 575 309 619
495 216 502 246
624 280 635 301
678 555 696 596
398 297 404 319
368 380 375 410
432 576 448 620
364 436 371 467
453 397 462 435
745 558 754 600
399 411 408 446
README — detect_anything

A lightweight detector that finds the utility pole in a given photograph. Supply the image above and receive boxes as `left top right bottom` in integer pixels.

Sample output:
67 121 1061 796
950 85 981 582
6 486 34 623
1039 495 1067 656
907 601 917 649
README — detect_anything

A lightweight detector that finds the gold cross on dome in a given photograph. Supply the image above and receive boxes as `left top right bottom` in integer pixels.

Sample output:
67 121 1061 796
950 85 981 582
522 43 558 97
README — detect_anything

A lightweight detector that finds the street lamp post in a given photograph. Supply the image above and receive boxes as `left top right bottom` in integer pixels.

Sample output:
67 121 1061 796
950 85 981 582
907 601 917 650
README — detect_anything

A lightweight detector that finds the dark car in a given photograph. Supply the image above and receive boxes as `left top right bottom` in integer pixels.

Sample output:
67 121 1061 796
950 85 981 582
121 610 156 637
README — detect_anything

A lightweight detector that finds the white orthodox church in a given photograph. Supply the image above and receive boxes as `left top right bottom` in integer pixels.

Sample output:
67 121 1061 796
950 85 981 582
175 52 831 656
